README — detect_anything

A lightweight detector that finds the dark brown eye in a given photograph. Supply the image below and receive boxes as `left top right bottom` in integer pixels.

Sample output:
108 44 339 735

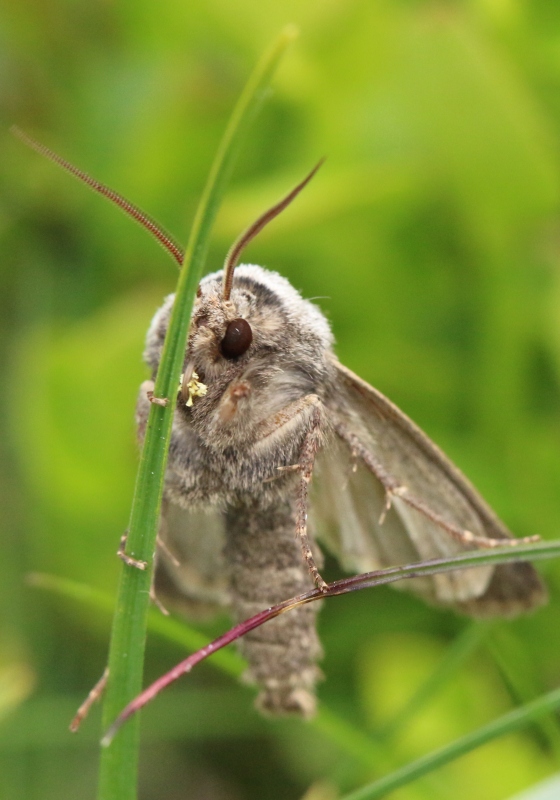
220 318 252 359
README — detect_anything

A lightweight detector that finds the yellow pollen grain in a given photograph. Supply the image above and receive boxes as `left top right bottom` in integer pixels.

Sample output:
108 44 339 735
182 372 208 407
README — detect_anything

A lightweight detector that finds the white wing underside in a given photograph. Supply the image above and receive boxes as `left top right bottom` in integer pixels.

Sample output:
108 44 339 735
156 500 229 614
310 437 493 604
311 357 543 611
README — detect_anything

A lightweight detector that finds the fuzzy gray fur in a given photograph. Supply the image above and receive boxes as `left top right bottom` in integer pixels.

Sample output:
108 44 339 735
138 263 546 716
139 265 334 714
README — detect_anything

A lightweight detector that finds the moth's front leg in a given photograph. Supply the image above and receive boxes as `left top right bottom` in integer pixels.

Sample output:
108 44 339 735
254 394 328 592
136 380 154 442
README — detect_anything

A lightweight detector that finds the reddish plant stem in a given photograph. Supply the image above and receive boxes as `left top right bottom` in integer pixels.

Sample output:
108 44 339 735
101 541 556 746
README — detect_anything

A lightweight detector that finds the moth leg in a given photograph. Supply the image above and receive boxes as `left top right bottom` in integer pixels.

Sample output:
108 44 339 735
296 401 328 593
379 485 408 525
149 585 170 616
255 395 328 592
147 392 169 407
69 666 109 732
139 378 168 407
117 530 148 570
262 464 300 483
117 531 172 615
334 422 538 550
156 533 181 567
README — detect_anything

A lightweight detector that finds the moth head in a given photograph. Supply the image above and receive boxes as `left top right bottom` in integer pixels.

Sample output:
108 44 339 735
181 277 251 385
184 262 332 388
177 161 327 387
12 130 327 387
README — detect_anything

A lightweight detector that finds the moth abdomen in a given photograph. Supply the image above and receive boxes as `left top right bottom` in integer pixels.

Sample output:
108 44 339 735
224 497 323 716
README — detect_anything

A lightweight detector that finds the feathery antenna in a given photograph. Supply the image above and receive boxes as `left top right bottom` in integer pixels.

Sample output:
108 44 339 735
11 126 184 266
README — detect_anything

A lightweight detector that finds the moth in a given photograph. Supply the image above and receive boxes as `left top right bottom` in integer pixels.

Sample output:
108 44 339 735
16 130 547 718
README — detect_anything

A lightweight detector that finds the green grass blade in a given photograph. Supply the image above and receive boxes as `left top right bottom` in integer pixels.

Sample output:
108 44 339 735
486 629 560 758
340 687 560 800
29 573 394 775
96 27 298 800
27 572 244 677
378 622 491 741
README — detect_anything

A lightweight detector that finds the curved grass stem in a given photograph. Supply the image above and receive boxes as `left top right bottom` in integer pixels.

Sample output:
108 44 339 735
95 27 298 800
340 686 560 800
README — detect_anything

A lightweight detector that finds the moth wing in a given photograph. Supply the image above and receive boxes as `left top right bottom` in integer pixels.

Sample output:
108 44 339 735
310 437 444 603
154 500 229 617
315 357 546 615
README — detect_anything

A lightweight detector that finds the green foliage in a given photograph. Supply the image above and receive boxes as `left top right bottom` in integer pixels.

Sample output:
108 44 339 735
2 2 560 799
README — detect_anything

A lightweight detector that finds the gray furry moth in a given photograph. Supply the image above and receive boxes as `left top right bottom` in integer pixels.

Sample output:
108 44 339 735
16 131 547 718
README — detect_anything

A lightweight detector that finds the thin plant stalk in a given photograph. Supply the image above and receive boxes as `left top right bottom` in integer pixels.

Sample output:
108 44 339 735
26 573 405 776
101 539 560 745
96 27 298 800
339 686 560 800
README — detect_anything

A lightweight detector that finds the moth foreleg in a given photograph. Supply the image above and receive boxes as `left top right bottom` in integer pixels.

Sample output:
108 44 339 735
117 530 148 570
137 378 168 411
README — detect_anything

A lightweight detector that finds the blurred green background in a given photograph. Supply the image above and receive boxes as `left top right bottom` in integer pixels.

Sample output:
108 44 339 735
2 1 560 799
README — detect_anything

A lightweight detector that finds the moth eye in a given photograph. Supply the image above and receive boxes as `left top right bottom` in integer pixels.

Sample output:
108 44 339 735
220 318 253 359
